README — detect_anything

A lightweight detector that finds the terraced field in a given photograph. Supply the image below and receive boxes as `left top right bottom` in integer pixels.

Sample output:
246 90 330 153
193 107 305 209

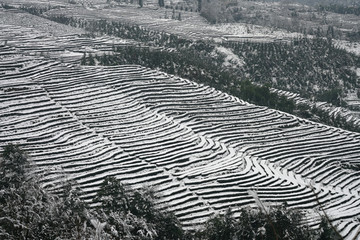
1 38 360 238
2 0 302 43
1 3 360 239
0 7 135 64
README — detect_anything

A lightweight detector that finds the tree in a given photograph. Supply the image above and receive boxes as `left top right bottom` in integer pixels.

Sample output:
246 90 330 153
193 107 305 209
200 0 222 24
94 176 129 213
318 217 342 240
58 180 90 239
158 0 164 8
88 53 95 65
81 53 87 65
201 208 238 240
93 177 184 239
172 8 176 19
154 211 183 240
0 143 29 188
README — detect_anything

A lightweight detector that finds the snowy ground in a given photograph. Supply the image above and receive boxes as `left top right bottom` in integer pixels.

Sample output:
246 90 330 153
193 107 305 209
0 8 85 36
1 3 360 238
213 46 245 68
334 40 360 57
1 48 360 238
208 23 303 42
0 0 302 43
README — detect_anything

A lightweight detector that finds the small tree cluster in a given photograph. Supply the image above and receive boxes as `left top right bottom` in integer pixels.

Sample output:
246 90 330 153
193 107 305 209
192 206 340 240
93 176 184 239
0 144 94 239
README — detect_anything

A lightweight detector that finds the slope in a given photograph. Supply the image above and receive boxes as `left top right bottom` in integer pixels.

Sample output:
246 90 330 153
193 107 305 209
1 41 360 238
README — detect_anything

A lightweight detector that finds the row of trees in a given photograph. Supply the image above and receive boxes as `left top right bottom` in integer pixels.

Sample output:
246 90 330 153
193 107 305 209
106 0 164 8
46 16 192 48
1 144 341 239
197 205 341 240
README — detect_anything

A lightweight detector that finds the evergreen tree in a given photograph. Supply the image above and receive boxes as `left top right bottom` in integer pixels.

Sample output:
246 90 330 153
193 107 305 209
317 217 342 240
94 176 129 214
158 0 164 7
201 208 238 240
80 53 87 65
88 53 95 65
0 143 29 188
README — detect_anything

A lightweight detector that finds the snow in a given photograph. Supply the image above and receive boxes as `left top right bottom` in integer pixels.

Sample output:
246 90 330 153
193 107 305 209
214 46 245 68
2 56 360 237
208 23 303 42
334 40 360 56
1 4 360 239
0 9 85 37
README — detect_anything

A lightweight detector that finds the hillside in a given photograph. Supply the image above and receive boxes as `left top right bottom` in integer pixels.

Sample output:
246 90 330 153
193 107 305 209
3 0 359 131
1 31 360 240
1 1 360 239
